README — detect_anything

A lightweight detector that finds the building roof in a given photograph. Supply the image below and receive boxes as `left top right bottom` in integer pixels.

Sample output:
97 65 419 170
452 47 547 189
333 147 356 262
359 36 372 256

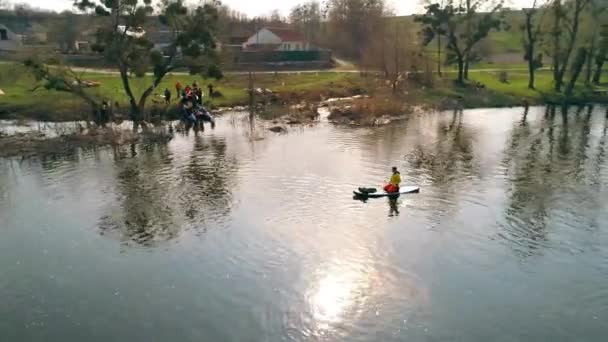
265 27 305 42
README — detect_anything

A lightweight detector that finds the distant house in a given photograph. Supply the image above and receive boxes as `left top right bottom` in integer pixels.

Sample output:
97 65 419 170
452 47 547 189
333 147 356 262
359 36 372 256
72 28 99 52
149 29 173 53
220 28 253 52
22 23 48 45
0 24 22 52
117 25 145 38
243 27 311 51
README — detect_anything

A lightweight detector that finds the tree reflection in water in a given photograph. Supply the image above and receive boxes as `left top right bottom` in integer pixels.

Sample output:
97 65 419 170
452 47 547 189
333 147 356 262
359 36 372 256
407 109 478 184
501 105 605 257
405 109 479 223
98 137 238 246
180 135 237 227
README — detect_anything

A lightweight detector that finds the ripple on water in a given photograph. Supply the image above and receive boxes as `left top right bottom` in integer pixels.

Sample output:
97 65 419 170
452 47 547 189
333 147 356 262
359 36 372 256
2 106 608 342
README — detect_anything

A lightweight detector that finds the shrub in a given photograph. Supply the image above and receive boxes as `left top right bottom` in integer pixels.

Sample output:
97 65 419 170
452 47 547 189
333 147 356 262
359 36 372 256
498 71 509 83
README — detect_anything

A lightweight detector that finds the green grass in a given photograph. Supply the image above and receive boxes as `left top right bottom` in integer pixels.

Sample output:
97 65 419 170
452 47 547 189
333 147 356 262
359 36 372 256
401 69 607 109
0 63 361 120
470 69 607 104
393 12 524 56
1 62 606 121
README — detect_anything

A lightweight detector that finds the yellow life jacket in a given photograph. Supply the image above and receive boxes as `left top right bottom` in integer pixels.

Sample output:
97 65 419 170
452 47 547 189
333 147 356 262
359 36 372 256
390 172 401 186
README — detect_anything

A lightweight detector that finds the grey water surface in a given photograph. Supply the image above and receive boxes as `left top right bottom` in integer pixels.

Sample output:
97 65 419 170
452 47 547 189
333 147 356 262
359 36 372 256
1 106 607 342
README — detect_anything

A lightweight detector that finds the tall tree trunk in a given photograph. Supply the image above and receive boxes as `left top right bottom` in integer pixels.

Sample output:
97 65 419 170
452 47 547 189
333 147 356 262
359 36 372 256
554 71 564 92
248 70 255 120
552 0 563 92
524 10 536 89
585 54 594 85
118 64 140 123
553 55 562 91
593 57 605 84
556 0 587 93
381 34 388 78
457 56 464 84
565 48 588 96
528 56 536 89
585 25 598 85
393 23 399 93
437 34 442 76
463 0 472 81
137 70 169 123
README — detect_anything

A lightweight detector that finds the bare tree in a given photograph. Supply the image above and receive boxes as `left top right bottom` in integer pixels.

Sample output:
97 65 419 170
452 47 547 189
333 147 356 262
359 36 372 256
325 0 386 62
565 47 588 95
592 24 608 84
550 0 591 92
290 1 322 44
584 0 607 84
47 11 81 52
416 0 503 84
415 0 448 76
24 59 104 124
73 0 222 128
522 0 546 89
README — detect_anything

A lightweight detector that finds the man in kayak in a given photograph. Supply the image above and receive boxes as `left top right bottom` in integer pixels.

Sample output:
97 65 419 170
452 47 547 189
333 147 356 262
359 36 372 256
384 167 401 193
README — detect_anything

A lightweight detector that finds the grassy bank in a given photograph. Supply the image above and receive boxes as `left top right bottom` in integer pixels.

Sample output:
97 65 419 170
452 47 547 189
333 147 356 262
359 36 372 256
0 62 606 122
0 63 363 121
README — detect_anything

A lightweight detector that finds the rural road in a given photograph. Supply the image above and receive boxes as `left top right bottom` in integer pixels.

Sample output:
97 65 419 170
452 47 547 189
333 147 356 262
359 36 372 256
1 60 540 76
51 65 542 76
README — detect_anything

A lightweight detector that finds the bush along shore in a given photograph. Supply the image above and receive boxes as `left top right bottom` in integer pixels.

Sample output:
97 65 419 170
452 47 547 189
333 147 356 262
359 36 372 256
0 125 175 159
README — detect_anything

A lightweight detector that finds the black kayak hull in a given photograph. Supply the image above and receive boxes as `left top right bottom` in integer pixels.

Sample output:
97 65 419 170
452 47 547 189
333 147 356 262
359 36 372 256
353 186 420 198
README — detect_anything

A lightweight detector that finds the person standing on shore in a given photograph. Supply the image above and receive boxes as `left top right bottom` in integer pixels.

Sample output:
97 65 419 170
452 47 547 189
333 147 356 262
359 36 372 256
175 81 182 98
193 82 203 106
164 88 171 104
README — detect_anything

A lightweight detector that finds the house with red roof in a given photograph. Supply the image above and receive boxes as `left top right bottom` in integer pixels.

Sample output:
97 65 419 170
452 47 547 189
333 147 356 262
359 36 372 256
243 27 311 51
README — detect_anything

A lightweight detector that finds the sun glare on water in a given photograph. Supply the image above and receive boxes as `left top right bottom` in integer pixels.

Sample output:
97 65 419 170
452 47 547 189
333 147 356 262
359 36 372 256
308 261 373 332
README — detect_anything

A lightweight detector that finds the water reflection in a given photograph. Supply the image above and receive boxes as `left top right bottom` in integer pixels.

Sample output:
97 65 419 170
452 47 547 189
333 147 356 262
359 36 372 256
99 143 178 245
353 196 401 217
406 109 478 185
98 136 238 245
306 260 373 336
1 106 608 342
500 105 606 256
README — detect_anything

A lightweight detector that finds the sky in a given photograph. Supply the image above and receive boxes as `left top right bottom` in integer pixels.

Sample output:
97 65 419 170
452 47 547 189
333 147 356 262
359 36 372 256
24 0 535 17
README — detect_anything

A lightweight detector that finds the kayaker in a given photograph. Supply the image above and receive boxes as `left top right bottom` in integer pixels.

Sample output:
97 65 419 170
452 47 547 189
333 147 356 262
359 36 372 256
384 167 401 193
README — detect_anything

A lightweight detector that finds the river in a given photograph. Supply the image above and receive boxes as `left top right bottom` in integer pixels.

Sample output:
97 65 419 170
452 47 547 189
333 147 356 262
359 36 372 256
1 106 607 341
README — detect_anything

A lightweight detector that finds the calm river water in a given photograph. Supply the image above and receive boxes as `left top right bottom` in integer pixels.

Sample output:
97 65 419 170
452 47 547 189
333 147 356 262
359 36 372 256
1 106 608 341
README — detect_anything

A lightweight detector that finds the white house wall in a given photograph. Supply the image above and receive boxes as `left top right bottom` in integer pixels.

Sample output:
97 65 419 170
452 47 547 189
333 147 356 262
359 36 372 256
244 28 281 46
0 24 22 52
277 42 310 51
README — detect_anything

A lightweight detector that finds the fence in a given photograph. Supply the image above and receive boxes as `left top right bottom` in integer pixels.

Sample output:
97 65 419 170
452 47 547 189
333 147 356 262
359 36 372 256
238 50 331 64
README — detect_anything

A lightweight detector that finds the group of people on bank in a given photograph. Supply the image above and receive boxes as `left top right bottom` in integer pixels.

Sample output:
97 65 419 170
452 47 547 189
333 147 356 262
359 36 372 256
164 81 215 130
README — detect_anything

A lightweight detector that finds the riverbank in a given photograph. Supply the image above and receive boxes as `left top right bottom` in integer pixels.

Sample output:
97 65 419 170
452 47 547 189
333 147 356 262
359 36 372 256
0 62 606 122
0 63 363 121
